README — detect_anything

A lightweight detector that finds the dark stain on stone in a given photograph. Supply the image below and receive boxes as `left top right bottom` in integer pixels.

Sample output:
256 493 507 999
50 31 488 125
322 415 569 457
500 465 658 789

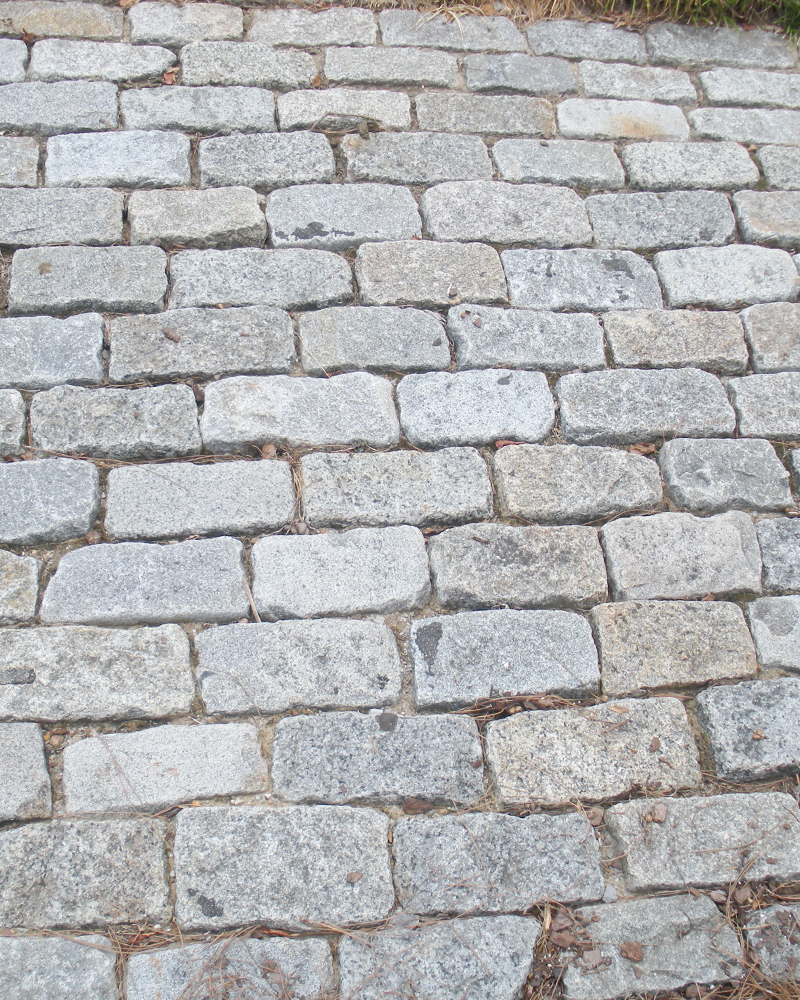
0 667 35 684
377 712 398 732
414 620 443 667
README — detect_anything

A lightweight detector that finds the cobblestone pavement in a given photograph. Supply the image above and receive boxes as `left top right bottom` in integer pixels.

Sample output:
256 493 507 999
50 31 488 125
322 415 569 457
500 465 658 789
1 3 800 998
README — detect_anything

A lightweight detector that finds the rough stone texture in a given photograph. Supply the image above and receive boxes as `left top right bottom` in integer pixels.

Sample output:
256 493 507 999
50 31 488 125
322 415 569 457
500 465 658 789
558 98 689 141
63 723 268 814
0 136 39 187
502 248 662 311
0 818 170 928
168 247 352 311
464 53 577 95
339 916 540 1000
0 2 122 40
174 804 394 930
0 390 24 457
581 60 696 104
397 369 555 447
0 936 117 1000
0 624 193 722
251 525 430 619
195 618 402 715
9 245 168 316
587 190 736 250
528 20 646 63
379 11 526 51
30 384 201 460
557 368 735 445
591 600 758 697
416 93 555 138
409 608 600 708
601 511 762 600
180 41 315 89
494 443 662 523
661 438 792 513
299 305 449 374
0 550 39 625
560 895 743 999
421 180 592 246
428 522 608 610
729 372 800 440
326 46 458 87
743 302 800 372
0 723 51 822
0 39 27 83
696 677 800 781
758 145 800 190
277 88 410 131
746 904 800 981
0 313 104 388
0 81 117 135
40 537 248 626
129 2 244 45
201 373 398 452
487 696 700 806
0 187 122 246
341 131 493 184
492 137 624 188
356 240 507 307
690 107 800 146
621 140 760 190
0 459 99 545
105 460 295 540
702 68 800 111
272 711 483 805
393 812 603 914
647 22 795 68
603 309 747 373
735 191 800 250
121 86 276 134
302 448 492 528
757 517 800 594
747 596 800 672
247 7 377 46
129 187 266 249
655 245 800 308
199 132 335 191
109 305 295 382
30 39 173 83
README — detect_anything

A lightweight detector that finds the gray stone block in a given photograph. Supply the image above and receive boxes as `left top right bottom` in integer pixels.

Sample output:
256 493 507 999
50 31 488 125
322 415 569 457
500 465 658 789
557 368 735 445
0 80 117 134
0 818 170 928
0 136 39 187
0 1 122 40
272 711 483 805
105 460 295 540
502 248 662 311
9 245 167 316
735 190 800 250
0 551 39 625
743 301 800 372
592 599 757 697
702 67 800 110
603 308 747 373
393 812 603 914
621 139 759 190
0 723 51 822
464 53 577 94
63 722 267 814
195 618 402 715
397 369 555 447
298 305 449 374
46 129 190 188
129 1 243 45
325 45 458 87
31 384 200 460
0 459 99 545
247 7 376 46
0 937 115 1000
109 305 295 382
302 448 492 528
747 595 800 671
416 93 554 135
587 190 735 250
758 144 800 189
647 22 795 68
654 245 800 308
0 624 193 722
266 182 421 251
494 443 662 523
527 20 646 62
492 137 624 188
277 88 411 131
421 180 591 246
251 525 430 619
428 522 608 610
174 804 394 930
0 390 24 457
379 11 525 51
410 608 600 708
560 895 743 998
757 517 800 593
581 59 696 104
601 511 762 600
0 187 122 246
729 372 800 439
0 38 27 83
198 131 335 190
129 187 265 249
697 676 800 781
40 537 248 626
356 240 506 307
168 247 352 311
558 98 689 140
121 85 275 134
0 313 104 388
201 373 398 452
181 41 315 88
487 695 700 806
30 39 173 82
746 904 800 981
690 107 800 146
341 131 493 184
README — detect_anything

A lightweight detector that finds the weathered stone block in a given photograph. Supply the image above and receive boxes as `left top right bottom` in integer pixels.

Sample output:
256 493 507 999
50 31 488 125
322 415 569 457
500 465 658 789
558 98 689 140
247 7 376 46
647 22 795 68
654 245 800 308
621 139 759 190
0 38 26 83
747 596 800 672
587 190 735 250
528 20 646 62
129 2 243 45
0 187 122 246
46 129 190 188
180 41 314 88
757 517 800 593
0 390 24 457
735 190 800 250
277 88 410 131
0 550 38 624
0 80 117 134
492 137 624 188
743 301 800 372
121 85 275 134
326 45 458 87
0 722 51 822
129 187 265 249
0 936 117 1000
728 372 800 439
0 313 104 388
416 93 554 135
379 11 526 51
0 1 122 40
581 60 696 104
758 145 800 189
702 67 800 111
464 53 577 95
0 136 39 186
746 905 800 981
0 459 99 545
690 107 800 146
198 131 335 189
30 39 172 82
341 131 493 184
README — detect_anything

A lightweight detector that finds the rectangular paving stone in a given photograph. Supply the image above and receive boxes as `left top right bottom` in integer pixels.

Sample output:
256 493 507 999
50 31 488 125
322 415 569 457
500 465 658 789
9 245 167 316
174 804 394 930
0 550 38 624
325 46 458 87
252 525 430 619
302 448 492 528
40 537 248 626
0 818 170 928
272 711 483 805
558 98 689 140
0 187 122 246
129 2 243 45
0 1 122 40
502 248 662 311
31 384 201 460
0 389 24 458
393 812 603 914
758 145 800 189
494 443 662 523
201 373 398 452
195 618 402 715
105 460 295 540
735 190 800 250
591 600 757 697
277 88 410 130
129 187 266 249
603 308 747 373
748 595 800 671
0 38 26 83
0 313 103 388
0 624 193 722
0 136 39 186
0 80 117 134
701 67 800 110
46 130 191 188
63 722 267 814
121 86 275 134
410 608 600 708
587 190 735 250
379 11 526 51
109 305 295 382
341 131 493 184
30 39 173 82
601 511 762 600
757 516 800 593
0 458 99 545
697 676 800 781
247 7 376 46
647 22 795 68
180 41 315 88
0 936 116 1000
527 20 646 63
492 137 624 188
621 140 759 190
746 903 800 981
487 696 700 806
580 60 696 104
464 53 577 95
0 722 51 821
449 306 605 372
690 107 800 146
728 372 800 439
198 131 335 190
428 522 608 610
416 93 554 136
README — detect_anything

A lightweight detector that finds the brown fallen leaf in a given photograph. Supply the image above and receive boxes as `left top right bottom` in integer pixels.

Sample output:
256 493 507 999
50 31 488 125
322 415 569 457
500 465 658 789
709 890 727 903
619 941 644 962
312 75 322 88
649 736 661 752
651 802 668 823
628 442 656 455
701 593 715 601
118 0 138 8
346 872 362 883
551 911 574 931
260 443 277 459
494 440 524 449
402 797 433 815
162 327 181 343
688 886 702 897
85 530 102 545
583 950 603 968
162 68 178 85
752 729 765 740
734 886 751 905
473 317 482 327
39 262 52 275
586 806 605 827
549 930 576 949
607 705 629 714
